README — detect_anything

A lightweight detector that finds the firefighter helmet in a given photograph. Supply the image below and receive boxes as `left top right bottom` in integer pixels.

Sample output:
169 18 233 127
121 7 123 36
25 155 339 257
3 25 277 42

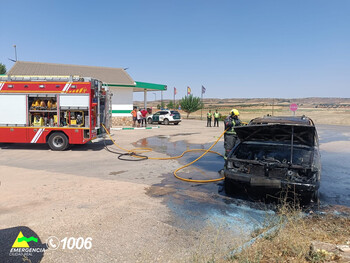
40 100 46 108
230 109 239 116
34 99 41 107
47 99 53 109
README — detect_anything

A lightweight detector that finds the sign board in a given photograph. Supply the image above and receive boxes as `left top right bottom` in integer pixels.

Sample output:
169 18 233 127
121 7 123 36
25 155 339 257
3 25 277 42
290 103 298 112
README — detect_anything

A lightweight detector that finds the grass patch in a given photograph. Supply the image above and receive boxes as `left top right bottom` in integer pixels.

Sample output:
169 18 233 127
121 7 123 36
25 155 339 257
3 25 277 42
229 205 350 263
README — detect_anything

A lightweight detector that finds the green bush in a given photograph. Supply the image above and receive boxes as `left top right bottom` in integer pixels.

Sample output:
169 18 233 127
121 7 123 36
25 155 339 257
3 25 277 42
180 95 203 119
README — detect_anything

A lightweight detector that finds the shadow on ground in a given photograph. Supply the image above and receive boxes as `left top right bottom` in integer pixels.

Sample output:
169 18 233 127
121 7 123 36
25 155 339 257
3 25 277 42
0 141 108 151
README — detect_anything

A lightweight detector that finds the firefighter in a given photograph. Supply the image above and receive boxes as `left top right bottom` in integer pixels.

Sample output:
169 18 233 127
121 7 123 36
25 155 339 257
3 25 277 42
207 110 212 127
224 109 241 160
213 110 220 127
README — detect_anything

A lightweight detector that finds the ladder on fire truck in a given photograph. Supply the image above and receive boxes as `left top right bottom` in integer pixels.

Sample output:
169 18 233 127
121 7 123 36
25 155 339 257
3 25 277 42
0 75 89 82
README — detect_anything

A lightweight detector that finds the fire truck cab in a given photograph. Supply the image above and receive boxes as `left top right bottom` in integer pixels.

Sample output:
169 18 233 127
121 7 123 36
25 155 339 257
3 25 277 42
0 75 111 151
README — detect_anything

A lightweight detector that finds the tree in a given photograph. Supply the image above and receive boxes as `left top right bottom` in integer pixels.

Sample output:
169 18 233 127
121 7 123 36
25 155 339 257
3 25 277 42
179 94 203 119
166 101 179 110
0 63 6 74
156 102 165 109
166 101 174 109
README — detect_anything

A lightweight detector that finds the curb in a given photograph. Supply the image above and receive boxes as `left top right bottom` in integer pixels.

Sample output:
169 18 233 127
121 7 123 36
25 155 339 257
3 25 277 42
111 126 160 131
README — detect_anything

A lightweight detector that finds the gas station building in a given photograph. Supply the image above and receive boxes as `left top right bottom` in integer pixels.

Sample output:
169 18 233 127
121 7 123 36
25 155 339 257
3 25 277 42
8 61 167 126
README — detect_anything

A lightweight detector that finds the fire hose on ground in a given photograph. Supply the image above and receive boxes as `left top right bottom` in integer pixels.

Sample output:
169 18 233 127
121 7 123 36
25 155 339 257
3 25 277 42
102 124 228 183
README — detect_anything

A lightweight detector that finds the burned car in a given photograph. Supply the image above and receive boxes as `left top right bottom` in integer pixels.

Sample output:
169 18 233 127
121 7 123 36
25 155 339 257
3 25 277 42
224 116 321 203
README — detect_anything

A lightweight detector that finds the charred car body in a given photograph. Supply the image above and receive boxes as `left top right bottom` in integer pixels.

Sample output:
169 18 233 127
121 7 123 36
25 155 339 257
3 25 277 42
224 116 321 203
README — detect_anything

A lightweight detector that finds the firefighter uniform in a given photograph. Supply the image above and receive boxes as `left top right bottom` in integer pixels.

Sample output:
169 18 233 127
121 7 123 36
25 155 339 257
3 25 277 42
224 109 241 159
207 111 212 127
214 111 220 127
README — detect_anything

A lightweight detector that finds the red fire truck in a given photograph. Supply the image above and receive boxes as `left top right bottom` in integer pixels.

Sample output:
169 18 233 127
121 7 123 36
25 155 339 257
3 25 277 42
0 75 111 150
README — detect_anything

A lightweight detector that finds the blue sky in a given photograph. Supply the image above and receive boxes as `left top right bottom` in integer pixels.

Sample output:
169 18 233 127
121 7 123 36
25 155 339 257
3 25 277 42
1 0 349 100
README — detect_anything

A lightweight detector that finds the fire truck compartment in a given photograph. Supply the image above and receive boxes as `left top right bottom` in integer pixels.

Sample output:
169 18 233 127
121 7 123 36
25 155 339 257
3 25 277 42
28 95 58 127
0 94 27 126
59 94 89 108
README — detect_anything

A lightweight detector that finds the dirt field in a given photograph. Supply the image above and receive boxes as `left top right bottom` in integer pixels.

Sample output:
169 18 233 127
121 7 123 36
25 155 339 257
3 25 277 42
186 107 350 126
140 97 350 125
0 119 349 262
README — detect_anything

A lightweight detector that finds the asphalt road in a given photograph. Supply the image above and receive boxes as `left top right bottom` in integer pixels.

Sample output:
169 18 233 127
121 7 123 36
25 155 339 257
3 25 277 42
317 124 350 206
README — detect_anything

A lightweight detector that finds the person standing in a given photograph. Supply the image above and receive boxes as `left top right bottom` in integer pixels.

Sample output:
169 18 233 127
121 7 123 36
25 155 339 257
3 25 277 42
136 108 142 127
224 109 242 160
131 106 137 127
207 110 212 127
141 108 148 127
213 110 221 127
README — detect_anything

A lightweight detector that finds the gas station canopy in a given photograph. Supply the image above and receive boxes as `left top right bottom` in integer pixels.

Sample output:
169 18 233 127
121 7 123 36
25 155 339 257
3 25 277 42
104 81 167 92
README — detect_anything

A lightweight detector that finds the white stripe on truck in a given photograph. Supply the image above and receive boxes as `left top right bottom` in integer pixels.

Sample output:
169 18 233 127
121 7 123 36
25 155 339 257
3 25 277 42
31 128 44 143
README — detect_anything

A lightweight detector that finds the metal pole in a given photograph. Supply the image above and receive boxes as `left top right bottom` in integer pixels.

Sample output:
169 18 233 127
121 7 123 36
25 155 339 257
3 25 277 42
290 126 294 164
144 89 147 110
161 91 163 108
272 98 274 116
97 81 101 129
173 88 175 110
13 45 17 61
201 91 203 120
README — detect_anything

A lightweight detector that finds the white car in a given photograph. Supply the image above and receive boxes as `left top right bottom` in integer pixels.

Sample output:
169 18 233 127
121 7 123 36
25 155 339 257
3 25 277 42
147 110 181 125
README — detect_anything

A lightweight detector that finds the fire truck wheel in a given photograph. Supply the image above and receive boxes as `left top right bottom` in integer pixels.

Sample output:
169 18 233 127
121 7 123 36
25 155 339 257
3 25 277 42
48 132 69 151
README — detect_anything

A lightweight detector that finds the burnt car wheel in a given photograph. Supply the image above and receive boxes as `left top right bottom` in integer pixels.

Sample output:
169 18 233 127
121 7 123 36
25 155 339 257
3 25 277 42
224 178 235 195
312 189 319 204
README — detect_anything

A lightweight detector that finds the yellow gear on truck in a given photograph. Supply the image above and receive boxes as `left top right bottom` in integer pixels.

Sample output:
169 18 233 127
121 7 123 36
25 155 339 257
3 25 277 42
33 115 44 126
32 99 41 109
47 99 53 109
40 100 46 108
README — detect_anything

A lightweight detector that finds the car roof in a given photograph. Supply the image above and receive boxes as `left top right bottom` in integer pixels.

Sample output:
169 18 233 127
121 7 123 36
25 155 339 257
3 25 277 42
155 110 179 113
249 115 314 126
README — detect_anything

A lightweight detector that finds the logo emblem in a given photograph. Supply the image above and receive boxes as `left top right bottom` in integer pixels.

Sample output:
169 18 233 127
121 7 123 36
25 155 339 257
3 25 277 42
12 231 38 248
